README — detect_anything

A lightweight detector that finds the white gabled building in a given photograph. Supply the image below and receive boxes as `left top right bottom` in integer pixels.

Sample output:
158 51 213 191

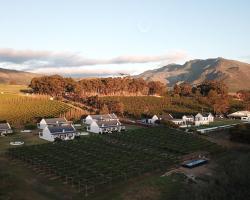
39 125 76 142
37 117 70 129
0 122 13 136
195 113 214 126
228 111 250 119
141 115 159 124
87 120 125 134
182 115 194 123
84 113 118 125
148 115 159 124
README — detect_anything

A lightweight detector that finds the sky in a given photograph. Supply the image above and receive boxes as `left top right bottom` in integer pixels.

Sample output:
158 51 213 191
0 0 250 77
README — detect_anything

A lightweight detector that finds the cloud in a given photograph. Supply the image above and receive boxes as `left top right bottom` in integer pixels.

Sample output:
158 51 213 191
0 48 190 76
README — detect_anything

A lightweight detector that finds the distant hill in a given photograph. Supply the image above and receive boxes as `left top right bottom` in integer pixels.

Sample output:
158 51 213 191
137 58 250 92
0 68 41 85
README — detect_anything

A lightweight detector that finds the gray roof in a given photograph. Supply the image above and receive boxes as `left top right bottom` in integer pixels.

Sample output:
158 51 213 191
96 120 121 128
44 118 67 124
48 125 75 135
90 113 118 121
0 123 11 130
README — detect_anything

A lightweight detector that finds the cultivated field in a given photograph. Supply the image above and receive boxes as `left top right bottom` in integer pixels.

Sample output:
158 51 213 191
0 94 71 126
8 127 219 197
101 96 211 117
0 84 28 94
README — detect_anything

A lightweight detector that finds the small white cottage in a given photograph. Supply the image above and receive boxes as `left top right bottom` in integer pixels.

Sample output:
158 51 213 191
195 113 214 126
84 113 118 125
87 120 125 134
141 115 159 124
0 122 13 136
37 117 70 129
39 125 76 142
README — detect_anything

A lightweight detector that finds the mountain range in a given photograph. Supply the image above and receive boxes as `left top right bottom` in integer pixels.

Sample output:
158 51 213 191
137 57 250 92
0 68 40 85
1 57 250 92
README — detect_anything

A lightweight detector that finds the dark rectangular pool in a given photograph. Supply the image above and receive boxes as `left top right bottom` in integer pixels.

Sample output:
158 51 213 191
182 159 208 168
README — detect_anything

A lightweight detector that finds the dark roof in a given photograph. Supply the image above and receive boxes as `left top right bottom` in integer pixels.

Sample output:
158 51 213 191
184 115 194 118
202 113 213 117
47 125 75 135
96 120 121 128
90 113 118 121
159 113 173 120
0 123 11 130
44 118 67 124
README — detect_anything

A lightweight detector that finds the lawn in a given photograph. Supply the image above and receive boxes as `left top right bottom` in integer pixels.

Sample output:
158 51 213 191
0 132 48 154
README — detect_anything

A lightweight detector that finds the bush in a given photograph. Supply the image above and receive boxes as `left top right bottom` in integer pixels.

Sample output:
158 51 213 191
24 123 37 130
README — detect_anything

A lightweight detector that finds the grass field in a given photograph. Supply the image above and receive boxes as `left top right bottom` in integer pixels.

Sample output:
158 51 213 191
8 127 219 198
0 94 71 127
0 132 48 154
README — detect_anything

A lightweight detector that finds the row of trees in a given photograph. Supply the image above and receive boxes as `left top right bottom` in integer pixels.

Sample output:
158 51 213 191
30 75 167 97
173 80 229 114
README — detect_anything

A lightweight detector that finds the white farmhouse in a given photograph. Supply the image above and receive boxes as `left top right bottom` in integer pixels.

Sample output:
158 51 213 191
87 120 125 134
37 117 70 129
141 115 159 124
84 113 118 125
182 115 194 123
148 115 159 124
0 122 13 136
39 125 76 142
195 113 214 126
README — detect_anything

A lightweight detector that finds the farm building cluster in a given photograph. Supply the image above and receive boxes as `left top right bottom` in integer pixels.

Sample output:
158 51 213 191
36 113 125 141
141 113 215 127
1 110 250 142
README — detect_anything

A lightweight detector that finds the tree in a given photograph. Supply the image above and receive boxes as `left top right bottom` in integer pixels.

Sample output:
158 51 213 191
173 84 181 96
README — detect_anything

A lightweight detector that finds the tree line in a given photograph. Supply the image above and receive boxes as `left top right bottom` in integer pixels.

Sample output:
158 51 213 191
30 75 167 98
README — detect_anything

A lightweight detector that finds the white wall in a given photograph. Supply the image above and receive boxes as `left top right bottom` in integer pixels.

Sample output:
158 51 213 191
85 115 94 125
38 119 48 129
88 121 101 133
39 127 55 142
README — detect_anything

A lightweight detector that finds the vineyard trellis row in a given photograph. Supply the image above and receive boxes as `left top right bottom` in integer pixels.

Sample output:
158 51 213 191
0 94 84 126
7 127 218 197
